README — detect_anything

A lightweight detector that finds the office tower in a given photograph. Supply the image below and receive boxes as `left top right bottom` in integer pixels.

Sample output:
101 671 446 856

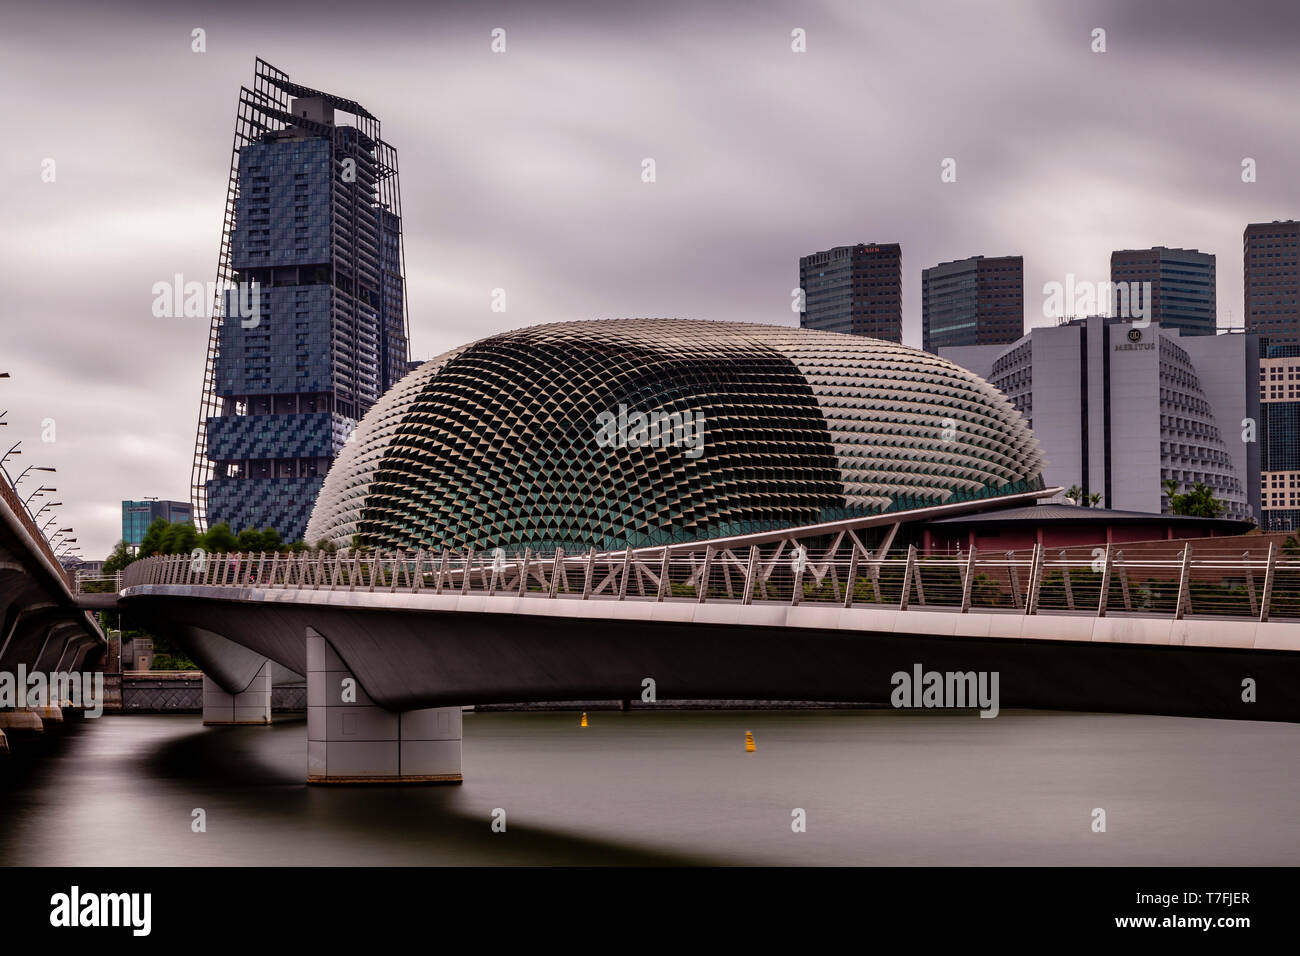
1109 246 1216 335
941 317 1259 522
1244 220 1300 347
921 254 1023 353
122 499 194 551
190 59 409 542
798 243 901 341
1259 344 1300 531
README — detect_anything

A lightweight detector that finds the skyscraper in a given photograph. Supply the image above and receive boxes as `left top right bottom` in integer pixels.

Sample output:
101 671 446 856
1259 344 1300 531
1244 220 1300 347
122 499 193 551
798 243 901 341
921 254 1023 353
190 59 409 542
1109 246 1216 335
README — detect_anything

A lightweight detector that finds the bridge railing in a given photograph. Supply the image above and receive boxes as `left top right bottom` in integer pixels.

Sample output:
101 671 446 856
118 539 1300 623
0 470 73 590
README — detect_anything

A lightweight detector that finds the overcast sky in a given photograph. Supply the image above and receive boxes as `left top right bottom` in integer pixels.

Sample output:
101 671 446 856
1 0 1297 559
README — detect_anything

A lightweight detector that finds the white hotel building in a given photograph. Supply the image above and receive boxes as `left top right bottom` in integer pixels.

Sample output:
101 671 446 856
941 315 1261 522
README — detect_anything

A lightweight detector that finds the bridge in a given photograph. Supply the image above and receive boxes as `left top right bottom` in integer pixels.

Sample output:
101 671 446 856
107 503 1300 784
0 474 106 752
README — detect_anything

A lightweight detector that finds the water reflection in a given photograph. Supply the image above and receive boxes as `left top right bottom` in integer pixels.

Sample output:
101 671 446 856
2 710 1297 866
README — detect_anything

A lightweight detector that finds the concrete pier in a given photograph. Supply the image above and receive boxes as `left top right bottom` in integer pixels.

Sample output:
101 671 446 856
0 709 44 736
306 627 462 784
202 660 272 725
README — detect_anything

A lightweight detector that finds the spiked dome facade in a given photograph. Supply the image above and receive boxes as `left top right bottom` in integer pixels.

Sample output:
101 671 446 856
305 320 1044 551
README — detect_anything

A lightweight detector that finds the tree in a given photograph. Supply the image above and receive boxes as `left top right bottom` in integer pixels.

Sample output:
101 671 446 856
201 521 238 553
102 540 136 575
159 521 199 556
235 528 275 552
1163 480 1225 519
137 517 170 558
1064 485 1102 508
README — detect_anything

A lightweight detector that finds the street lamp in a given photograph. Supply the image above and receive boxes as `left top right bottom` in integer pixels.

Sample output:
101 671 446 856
22 484 56 507
34 501 62 519
0 441 20 482
14 464 55 487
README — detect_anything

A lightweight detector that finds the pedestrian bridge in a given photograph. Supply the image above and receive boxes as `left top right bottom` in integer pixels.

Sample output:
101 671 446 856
0 474 105 752
109 511 1300 783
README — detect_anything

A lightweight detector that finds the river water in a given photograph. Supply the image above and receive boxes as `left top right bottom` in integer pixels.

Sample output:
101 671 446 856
2 710 1297 866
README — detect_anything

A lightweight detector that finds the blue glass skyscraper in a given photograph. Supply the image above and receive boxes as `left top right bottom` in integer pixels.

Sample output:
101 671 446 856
190 60 409 542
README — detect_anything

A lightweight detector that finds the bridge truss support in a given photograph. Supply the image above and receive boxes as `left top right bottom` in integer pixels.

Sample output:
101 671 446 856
203 659 272 726
306 627 462 785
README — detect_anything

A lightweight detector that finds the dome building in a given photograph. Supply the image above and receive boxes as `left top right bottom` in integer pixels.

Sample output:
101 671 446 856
305 319 1043 552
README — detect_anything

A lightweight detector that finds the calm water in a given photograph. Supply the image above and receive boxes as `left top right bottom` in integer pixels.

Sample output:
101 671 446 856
2 710 1298 866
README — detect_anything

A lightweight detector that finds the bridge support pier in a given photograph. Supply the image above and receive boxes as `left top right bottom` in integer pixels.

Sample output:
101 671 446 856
0 709 44 736
306 628 462 785
203 660 272 725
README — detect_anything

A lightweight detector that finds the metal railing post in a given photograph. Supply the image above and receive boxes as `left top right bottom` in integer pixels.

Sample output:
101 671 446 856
843 543 861 609
1097 544 1113 617
617 548 632 601
517 547 531 596
960 546 977 612
656 547 671 602
741 545 759 605
436 548 449 594
1174 545 1192 620
549 547 565 598
1025 543 1044 616
899 545 917 611
1116 549 1131 611
790 545 805 607
1060 550 1074 611
696 545 714 604
1007 550 1023 610
1259 542 1276 624
461 547 475 595
1243 550 1258 617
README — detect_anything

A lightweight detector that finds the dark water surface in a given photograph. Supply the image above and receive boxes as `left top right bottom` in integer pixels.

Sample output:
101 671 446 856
2 711 1297 865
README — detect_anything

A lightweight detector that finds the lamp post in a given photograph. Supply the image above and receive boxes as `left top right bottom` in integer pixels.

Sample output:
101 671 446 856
22 483 56 507
0 441 20 483
14 464 55 487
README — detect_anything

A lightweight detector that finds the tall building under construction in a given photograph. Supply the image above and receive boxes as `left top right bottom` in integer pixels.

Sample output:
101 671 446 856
190 59 409 542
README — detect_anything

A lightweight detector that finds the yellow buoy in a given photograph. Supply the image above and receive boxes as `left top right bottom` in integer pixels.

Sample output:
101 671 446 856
745 730 755 752
581 712 588 727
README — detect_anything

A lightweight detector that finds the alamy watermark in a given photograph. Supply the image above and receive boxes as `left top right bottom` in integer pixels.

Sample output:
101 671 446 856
595 403 705 459
1042 274 1151 326
890 663 1000 718
0 665 104 718
151 274 262 328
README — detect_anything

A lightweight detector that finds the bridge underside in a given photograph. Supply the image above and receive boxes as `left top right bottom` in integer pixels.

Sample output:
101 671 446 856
124 589 1300 723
